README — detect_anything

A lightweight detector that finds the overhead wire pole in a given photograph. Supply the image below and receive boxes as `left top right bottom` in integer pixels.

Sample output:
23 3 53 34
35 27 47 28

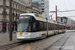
9 0 12 41
49 5 58 21
45 11 48 36
55 5 57 21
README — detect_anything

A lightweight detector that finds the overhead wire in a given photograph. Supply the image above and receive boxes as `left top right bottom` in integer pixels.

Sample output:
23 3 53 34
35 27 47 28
50 0 75 18
68 0 75 7
51 0 56 5
67 0 75 16
62 0 68 13
63 0 74 16
63 0 68 9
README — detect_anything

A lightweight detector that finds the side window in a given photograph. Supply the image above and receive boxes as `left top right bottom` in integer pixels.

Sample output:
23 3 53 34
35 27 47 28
60 25 61 29
36 21 40 31
59 25 60 29
55 24 56 30
43 22 46 30
32 22 36 32
31 17 36 32
48 23 51 30
40 22 43 31
56 24 58 30
48 23 50 30
51 23 54 30
51 23 53 30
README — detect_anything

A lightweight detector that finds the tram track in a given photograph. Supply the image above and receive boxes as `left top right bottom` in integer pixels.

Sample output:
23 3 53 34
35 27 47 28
44 33 72 50
58 34 71 50
0 41 25 50
0 40 37 50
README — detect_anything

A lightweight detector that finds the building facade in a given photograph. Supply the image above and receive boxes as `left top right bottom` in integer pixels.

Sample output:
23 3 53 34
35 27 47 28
39 0 45 12
32 0 49 18
0 0 42 31
57 17 75 30
45 0 49 18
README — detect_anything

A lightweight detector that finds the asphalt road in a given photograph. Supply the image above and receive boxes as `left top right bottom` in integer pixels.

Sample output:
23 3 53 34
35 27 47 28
0 31 75 50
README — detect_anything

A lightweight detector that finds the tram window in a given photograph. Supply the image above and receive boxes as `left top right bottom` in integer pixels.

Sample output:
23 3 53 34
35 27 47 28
31 22 36 32
54 24 55 30
60 25 61 29
60 25 62 29
49 23 51 30
31 17 37 32
56 24 58 30
57 25 59 29
57 25 58 30
55 24 57 30
51 23 52 30
51 23 52 29
43 22 46 30
55 24 56 30
49 23 50 30
59 25 61 29
63 26 64 29
36 21 40 31
52 23 54 30
62 26 63 29
56 25 58 29
48 23 51 30
40 22 44 31
57 23 59 29
48 23 50 30
64 26 65 29
59 25 60 29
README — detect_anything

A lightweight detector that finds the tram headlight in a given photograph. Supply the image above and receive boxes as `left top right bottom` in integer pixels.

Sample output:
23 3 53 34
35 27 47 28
27 33 31 35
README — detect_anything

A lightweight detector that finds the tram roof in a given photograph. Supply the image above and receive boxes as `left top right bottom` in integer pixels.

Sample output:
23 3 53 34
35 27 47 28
20 13 65 26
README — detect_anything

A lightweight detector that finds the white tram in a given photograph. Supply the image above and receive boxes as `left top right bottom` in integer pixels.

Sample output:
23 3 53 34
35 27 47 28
16 13 66 40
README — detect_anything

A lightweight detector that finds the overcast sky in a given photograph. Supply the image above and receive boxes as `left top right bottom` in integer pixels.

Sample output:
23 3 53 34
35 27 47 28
49 0 75 21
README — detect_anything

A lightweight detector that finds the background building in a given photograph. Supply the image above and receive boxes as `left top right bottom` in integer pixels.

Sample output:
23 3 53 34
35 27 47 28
0 0 42 32
45 0 49 18
31 1 42 14
32 0 49 18
57 17 75 30
39 0 45 13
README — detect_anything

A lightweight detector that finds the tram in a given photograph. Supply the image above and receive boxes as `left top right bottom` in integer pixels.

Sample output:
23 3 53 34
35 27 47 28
16 13 66 40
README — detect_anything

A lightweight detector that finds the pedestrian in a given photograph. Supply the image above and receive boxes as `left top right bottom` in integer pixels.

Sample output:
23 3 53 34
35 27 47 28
2 29 5 33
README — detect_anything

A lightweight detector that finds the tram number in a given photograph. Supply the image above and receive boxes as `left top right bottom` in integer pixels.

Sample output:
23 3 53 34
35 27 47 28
20 32 23 36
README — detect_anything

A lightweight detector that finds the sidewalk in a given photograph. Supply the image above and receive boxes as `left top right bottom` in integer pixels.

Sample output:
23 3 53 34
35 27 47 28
0 32 20 46
66 30 75 32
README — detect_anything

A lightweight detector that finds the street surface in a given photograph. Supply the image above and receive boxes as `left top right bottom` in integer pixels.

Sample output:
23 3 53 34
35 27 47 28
0 30 75 50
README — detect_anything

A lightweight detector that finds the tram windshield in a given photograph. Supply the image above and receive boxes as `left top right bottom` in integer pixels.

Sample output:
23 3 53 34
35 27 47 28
17 15 32 32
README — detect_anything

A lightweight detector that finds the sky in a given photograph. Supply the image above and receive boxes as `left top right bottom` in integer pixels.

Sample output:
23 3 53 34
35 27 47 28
49 0 75 21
